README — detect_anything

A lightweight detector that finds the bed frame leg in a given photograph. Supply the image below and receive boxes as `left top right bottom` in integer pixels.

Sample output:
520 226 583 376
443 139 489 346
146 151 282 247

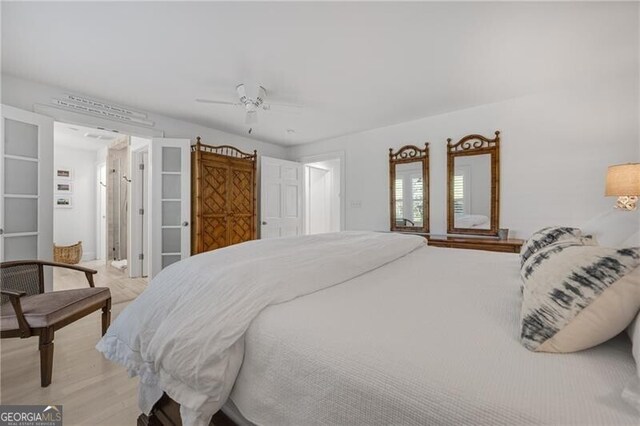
137 413 162 426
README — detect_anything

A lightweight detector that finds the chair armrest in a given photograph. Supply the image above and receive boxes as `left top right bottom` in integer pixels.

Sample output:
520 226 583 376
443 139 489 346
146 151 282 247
1 289 26 298
38 261 97 275
38 261 98 288
1 289 31 337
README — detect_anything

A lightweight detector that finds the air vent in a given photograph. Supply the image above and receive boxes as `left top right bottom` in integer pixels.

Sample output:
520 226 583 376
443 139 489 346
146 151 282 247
84 132 117 141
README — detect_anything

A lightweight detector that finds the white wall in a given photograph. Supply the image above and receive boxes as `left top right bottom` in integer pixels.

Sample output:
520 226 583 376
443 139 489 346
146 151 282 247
290 78 640 241
4 51 639 245
53 146 97 260
1 73 289 159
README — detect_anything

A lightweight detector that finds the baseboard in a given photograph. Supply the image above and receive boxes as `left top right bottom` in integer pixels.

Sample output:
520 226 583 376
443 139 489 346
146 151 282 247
82 252 96 262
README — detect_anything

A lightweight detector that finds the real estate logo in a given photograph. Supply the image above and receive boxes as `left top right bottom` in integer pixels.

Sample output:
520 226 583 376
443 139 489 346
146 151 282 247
0 405 62 426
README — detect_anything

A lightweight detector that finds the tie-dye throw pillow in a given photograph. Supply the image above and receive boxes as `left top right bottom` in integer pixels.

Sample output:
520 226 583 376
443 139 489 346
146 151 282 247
519 227 596 293
520 244 640 352
520 226 595 268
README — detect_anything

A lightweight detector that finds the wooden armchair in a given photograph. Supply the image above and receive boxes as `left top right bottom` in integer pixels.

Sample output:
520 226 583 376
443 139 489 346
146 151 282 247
0 260 112 387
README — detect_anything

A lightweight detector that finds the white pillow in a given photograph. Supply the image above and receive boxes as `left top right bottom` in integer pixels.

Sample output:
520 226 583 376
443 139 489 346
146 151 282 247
582 209 640 247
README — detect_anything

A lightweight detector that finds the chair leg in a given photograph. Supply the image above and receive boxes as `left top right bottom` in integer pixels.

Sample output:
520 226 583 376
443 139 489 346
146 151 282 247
102 298 112 336
39 327 54 387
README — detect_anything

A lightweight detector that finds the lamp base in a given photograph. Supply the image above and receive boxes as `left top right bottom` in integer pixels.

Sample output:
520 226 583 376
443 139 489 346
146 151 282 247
615 196 639 211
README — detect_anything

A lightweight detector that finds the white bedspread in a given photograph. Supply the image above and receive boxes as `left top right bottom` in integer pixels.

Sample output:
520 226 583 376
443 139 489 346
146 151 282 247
229 246 639 425
96 231 425 425
455 214 490 229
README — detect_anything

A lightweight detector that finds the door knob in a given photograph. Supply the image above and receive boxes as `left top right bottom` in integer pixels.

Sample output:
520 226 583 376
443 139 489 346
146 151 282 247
182 221 189 227
261 221 267 225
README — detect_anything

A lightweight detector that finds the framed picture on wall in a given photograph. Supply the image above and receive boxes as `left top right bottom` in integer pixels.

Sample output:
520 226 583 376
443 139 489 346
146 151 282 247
55 167 74 180
55 196 73 209
55 181 73 193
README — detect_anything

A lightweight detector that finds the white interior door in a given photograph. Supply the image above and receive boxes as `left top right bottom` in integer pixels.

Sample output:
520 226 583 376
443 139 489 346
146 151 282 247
130 148 149 278
1 105 54 289
149 138 190 278
260 156 303 239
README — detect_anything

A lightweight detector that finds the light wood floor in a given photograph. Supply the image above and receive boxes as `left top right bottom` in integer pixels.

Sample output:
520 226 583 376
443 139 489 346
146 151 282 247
1 261 147 425
54 260 148 304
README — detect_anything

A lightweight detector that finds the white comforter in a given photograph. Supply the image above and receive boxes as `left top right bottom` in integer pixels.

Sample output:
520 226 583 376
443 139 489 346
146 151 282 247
96 231 425 425
229 246 638 425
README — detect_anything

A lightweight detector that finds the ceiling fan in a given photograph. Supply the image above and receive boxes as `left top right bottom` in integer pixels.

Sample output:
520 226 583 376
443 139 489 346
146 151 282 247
196 84 301 129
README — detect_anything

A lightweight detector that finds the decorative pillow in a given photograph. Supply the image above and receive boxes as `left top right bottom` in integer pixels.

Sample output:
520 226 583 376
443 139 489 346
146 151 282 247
520 244 640 353
520 226 595 268
519 227 596 293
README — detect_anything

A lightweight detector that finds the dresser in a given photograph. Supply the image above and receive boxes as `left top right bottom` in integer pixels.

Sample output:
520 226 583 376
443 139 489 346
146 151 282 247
191 138 257 254
426 235 524 253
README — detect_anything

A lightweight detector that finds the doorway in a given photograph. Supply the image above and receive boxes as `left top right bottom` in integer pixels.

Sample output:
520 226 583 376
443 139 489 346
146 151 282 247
302 155 342 235
53 121 150 280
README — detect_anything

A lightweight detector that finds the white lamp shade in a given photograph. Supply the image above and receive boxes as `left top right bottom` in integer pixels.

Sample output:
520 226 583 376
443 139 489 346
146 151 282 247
606 163 640 196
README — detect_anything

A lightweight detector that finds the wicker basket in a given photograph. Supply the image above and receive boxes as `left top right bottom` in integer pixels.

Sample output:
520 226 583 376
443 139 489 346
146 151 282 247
53 241 83 264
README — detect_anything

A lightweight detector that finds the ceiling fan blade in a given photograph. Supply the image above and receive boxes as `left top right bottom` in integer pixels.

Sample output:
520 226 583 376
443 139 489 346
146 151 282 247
236 84 247 103
263 102 304 110
195 99 239 106
245 110 258 124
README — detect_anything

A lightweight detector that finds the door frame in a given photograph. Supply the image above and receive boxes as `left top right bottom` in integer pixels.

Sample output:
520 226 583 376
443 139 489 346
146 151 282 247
298 151 345 232
95 161 107 261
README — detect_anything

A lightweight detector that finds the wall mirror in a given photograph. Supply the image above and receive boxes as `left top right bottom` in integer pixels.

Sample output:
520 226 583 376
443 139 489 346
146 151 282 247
389 144 429 233
447 131 500 236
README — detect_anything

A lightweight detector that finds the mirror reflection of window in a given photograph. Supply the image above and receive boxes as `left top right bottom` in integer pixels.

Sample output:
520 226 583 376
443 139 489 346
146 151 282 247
395 178 404 221
394 163 423 227
453 166 470 216
411 177 423 225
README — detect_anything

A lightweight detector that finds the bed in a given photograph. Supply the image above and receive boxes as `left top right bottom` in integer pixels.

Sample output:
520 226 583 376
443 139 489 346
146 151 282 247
99 232 638 426
454 214 490 229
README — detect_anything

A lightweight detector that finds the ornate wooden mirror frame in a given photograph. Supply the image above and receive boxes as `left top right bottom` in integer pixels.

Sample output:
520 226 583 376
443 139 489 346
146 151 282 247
389 143 429 233
447 131 500 236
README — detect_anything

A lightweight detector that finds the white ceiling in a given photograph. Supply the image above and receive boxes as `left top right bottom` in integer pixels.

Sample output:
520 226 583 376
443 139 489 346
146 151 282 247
2 2 637 146
54 122 122 151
